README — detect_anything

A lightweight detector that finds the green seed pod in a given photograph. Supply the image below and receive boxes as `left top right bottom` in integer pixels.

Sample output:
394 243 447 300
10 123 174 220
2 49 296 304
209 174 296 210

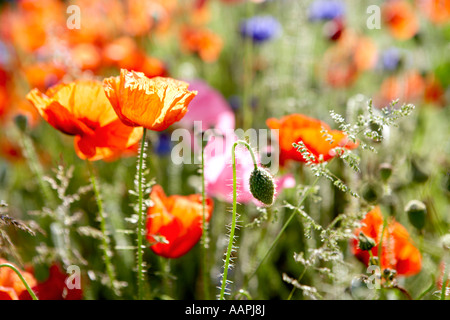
358 232 376 251
361 181 382 204
14 114 28 133
249 167 275 206
379 163 393 182
405 200 427 230
411 158 429 183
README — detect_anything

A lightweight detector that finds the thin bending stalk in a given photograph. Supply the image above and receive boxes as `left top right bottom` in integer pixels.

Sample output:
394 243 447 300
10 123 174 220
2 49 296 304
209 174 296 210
0 263 38 300
87 161 116 293
219 141 257 300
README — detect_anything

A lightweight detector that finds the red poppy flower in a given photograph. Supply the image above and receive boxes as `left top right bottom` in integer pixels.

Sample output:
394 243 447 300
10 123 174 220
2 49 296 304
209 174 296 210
266 114 358 166
351 206 422 277
19 263 83 300
103 69 197 131
383 0 419 40
146 185 213 259
26 80 143 161
0 259 37 300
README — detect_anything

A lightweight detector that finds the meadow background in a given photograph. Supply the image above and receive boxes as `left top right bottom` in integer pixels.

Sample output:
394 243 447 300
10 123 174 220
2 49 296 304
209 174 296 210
0 0 449 300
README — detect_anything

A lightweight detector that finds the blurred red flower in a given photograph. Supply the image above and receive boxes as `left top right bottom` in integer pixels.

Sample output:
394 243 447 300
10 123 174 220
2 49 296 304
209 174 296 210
0 259 37 300
26 79 143 161
19 263 83 300
146 185 213 259
417 0 450 25
23 62 67 92
377 70 426 106
103 69 197 131
351 206 422 277
102 37 168 78
180 27 223 63
322 31 378 88
266 114 358 166
383 0 419 40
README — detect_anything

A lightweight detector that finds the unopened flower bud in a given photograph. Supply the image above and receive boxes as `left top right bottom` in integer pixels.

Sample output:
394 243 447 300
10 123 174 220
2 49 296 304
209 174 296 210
379 163 392 182
411 158 429 183
249 167 275 206
405 200 427 230
14 114 28 133
361 181 382 204
358 232 376 251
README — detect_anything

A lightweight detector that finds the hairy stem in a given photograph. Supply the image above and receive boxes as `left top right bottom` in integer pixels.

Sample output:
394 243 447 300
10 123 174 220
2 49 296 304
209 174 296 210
244 175 321 289
200 141 210 299
137 128 148 300
219 141 258 300
87 161 117 294
0 263 38 300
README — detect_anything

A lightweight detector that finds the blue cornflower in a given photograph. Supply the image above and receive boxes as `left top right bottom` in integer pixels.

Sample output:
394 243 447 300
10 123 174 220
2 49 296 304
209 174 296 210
308 0 346 21
380 47 402 71
240 15 282 44
154 133 172 156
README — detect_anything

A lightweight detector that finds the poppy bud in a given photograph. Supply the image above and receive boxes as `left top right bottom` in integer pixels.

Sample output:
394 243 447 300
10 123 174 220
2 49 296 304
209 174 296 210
379 163 393 182
358 232 376 251
411 158 429 183
14 114 28 133
249 167 275 206
361 181 382 204
405 200 427 230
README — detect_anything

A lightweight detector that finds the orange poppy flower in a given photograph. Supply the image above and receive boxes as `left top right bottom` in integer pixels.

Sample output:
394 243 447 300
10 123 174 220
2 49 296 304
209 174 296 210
26 80 143 161
417 0 450 25
180 26 223 63
0 259 37 300
378 70 425 106
351 206 422 277
146 185 213 258
103 69 197 131
23 62 67 92
383 0 419 40
266 114 358 166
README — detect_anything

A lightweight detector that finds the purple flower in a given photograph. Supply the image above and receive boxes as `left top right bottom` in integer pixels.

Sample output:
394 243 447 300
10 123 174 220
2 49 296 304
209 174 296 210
380 47 402 71
308 0 346 21
240 15 282 44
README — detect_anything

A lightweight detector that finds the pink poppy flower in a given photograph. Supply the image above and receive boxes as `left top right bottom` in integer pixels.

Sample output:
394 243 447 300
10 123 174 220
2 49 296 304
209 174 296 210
204 133 294 205
178 79 235 133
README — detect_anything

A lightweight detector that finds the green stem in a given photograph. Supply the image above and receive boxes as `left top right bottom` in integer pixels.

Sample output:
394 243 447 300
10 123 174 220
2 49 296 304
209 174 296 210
0 263 38 300
287 266 307 300
219 141 258 300
19 130 55 206
200 141 210 299
87 161 116 294
137 128 148 300
243 175 321 289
